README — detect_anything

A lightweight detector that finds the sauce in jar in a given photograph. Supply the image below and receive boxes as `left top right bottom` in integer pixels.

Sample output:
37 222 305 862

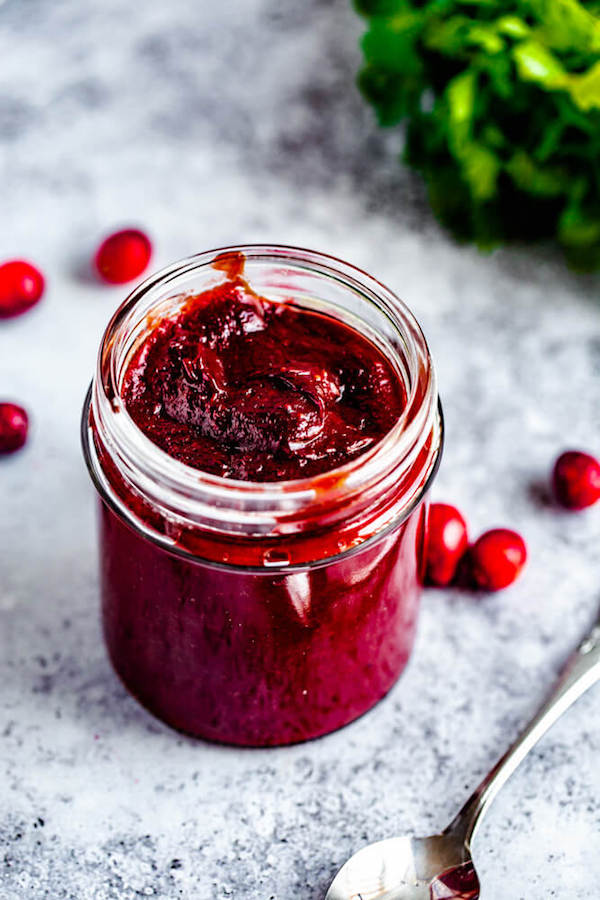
83 246 442 745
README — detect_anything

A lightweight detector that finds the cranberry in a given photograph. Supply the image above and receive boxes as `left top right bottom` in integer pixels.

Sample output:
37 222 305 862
425 503 469 586
552 450 600 510
468 528 527 591
0 260 45 318
0 403 29 454
94 229 152 284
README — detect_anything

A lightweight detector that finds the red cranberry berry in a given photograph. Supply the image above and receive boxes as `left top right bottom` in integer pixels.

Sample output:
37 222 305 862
468 529 527 592
0 403 29 454
425 503 469 586
552 450 600 510
0 260 45 319
94 229 152 284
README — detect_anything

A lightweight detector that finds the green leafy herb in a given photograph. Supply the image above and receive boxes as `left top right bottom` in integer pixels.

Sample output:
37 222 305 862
356 0 600 268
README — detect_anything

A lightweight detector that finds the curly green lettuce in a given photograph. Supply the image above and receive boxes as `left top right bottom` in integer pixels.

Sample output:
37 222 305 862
356 0 600 269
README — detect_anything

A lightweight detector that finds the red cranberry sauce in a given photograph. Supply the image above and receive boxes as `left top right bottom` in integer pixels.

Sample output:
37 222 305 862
93 256 436 744
100 500 425 745
430 862 479 899
121 280 405 482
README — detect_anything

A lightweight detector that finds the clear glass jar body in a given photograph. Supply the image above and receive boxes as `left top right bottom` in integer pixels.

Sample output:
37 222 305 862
82 245 442 746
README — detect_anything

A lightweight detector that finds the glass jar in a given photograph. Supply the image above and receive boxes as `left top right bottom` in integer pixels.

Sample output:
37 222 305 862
81 245 442 746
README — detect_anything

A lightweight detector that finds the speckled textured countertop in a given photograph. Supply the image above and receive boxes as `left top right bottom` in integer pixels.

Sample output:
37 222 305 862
1 2 600 898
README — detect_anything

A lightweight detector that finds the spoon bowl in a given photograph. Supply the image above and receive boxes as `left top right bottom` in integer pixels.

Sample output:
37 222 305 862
324 617 600 900
325 833 479 900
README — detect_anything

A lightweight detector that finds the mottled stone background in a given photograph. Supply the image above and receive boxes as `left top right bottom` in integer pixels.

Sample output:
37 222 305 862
1 1 600 898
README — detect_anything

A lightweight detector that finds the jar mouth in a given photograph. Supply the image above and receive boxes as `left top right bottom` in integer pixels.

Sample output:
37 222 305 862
86 244 441 541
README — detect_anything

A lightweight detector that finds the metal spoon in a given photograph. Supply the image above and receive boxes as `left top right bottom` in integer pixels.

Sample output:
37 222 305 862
326 616 600 900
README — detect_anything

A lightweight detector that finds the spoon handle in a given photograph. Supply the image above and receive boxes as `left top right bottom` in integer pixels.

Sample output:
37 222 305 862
448 617 600 848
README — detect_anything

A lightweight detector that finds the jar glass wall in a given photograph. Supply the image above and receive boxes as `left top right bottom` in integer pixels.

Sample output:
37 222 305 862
82 245 442 745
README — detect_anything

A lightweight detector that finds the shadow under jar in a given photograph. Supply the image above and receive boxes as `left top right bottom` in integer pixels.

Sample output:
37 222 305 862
82 245 442 746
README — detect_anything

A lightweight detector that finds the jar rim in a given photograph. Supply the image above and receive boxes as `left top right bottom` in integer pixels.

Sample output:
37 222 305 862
84 244 442 550
82 386 444 572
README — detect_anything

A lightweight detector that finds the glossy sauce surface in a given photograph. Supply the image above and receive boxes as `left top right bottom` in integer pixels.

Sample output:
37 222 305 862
430 863 479 899
122 280 405 481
